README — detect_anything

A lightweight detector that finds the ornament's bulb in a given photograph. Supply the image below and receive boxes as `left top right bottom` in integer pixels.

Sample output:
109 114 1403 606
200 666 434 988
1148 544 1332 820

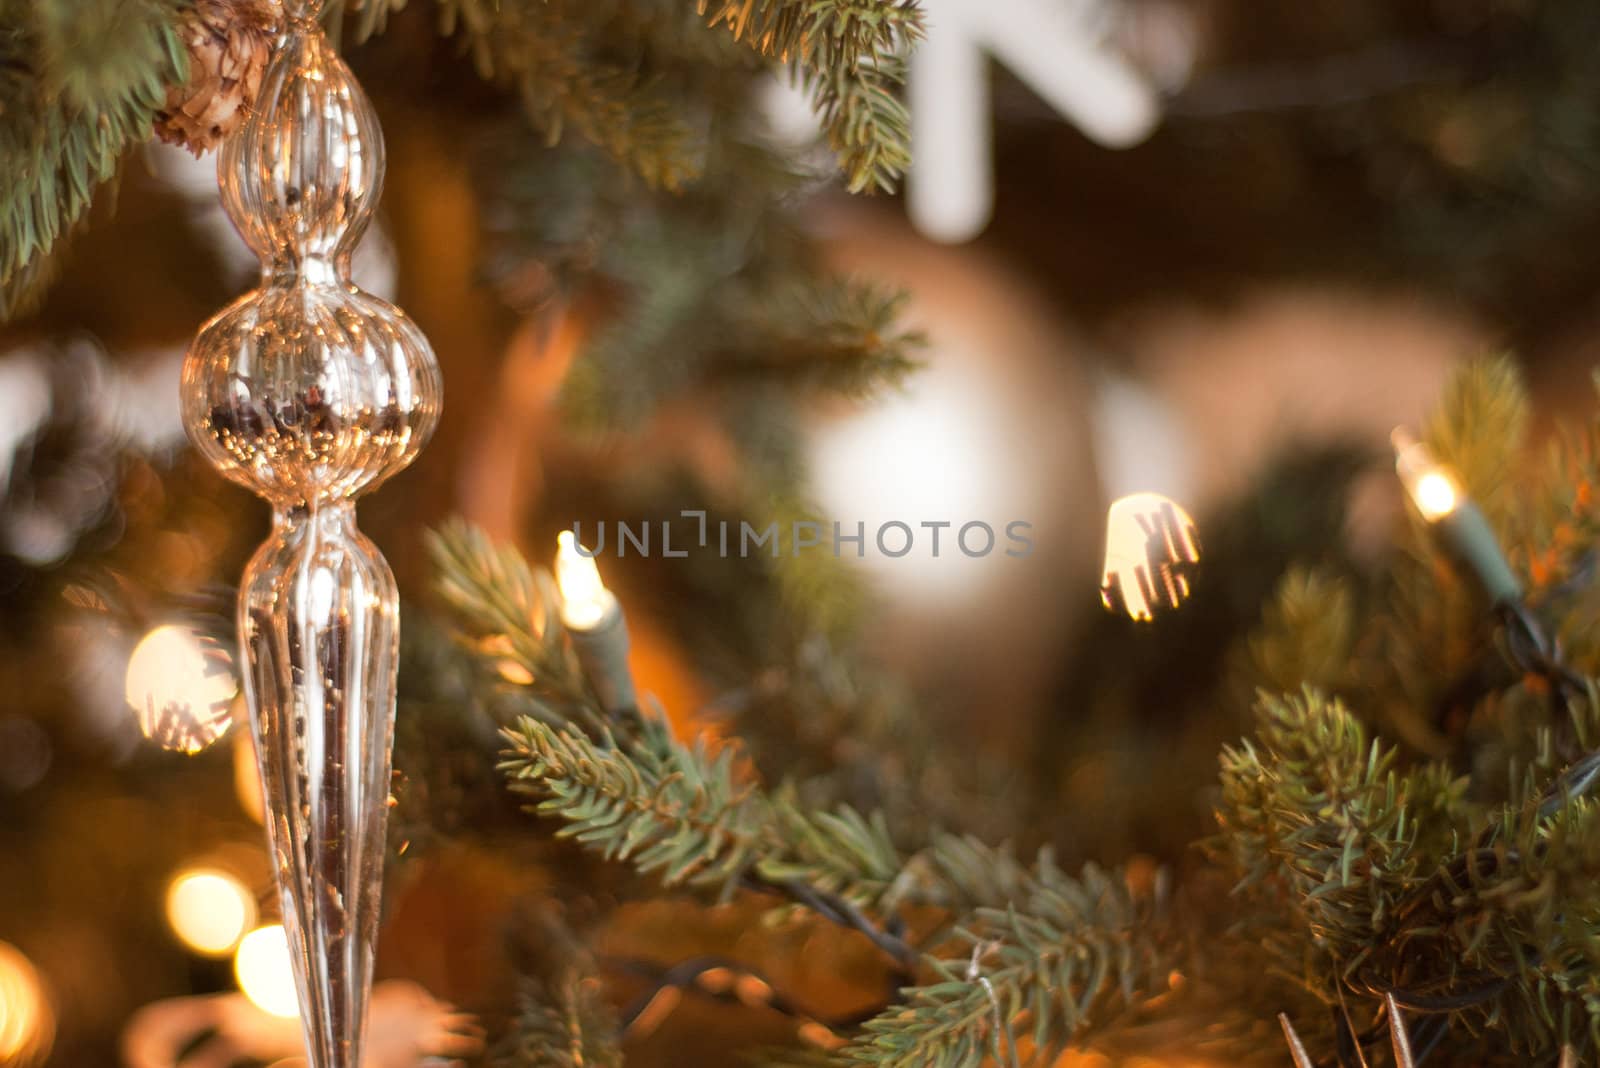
0 941 53 1068
166 868 257 957
556 531 616 632
1099 492 1201 622
235 926 301 1018
126 624 238 754
1393 428 1460 521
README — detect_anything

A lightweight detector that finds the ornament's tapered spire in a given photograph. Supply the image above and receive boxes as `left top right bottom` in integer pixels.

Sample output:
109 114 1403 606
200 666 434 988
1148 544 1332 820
179 13 440 1067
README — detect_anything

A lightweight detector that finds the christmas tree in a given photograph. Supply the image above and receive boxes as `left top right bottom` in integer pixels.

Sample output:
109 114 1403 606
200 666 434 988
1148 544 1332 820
7 1 1600 1066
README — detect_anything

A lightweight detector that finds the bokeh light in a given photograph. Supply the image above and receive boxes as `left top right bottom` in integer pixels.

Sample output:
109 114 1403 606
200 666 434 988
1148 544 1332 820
165 868 256 957
1099 492 1201 622
0 716 51 794
0 941 54 1067
234 925 300 1019
125 623 237 754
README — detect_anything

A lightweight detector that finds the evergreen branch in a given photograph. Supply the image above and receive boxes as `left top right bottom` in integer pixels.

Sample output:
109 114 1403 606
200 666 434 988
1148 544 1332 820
698 0 917 68
796 51 912 194
459 527 1184 1057
489 971 623 1068
499 712 916 971
1386 795 1600 1049
0 0 186 314
698 0 921 192
1214 689 1466 999
425 521 604 732
1216 683 1600 1057
716 277 924 398
565 269 923 440
434 0 698 188
501 709 1187 1060
843 862 1170 1068
499 701 1034 911
501 713 766 896
1424 356 1530 525
1248 567 1359 698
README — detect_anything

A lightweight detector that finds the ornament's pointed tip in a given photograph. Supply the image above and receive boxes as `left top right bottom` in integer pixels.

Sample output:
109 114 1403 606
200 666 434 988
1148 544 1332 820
1279 1013 1315 1068
1385 992 1415 1068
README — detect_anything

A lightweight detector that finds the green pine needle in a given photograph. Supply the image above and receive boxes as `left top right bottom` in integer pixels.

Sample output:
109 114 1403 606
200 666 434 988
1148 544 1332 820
0 0 186 316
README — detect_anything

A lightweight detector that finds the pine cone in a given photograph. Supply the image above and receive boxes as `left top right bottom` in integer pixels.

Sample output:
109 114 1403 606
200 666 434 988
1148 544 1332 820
153 0 280 156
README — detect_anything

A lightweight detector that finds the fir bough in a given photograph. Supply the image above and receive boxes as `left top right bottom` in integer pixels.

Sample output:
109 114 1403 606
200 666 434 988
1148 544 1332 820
0 0 923 317
0 0 186 312
490 971 625 1068
436 520 1181 1063
844 861 1169 1068
432 0 701 189
426 353 1600 1068
699 0 920 191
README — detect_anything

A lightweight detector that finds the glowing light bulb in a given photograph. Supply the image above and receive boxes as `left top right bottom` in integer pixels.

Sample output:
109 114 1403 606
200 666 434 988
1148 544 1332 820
1099 492 1201 622
555 531 617 632
166 868 257 957
0 941 53 1067
125 623 238 754
234 925 301 1018
1392 429 1461 521
1414 473 1457 519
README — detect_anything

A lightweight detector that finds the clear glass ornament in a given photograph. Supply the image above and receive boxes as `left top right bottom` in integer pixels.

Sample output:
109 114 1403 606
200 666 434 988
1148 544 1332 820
179 0 441 1062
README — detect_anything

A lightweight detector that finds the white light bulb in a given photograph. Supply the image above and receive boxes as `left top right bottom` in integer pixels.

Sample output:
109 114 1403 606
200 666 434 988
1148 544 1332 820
1392 429 1461 522
555 531 616 632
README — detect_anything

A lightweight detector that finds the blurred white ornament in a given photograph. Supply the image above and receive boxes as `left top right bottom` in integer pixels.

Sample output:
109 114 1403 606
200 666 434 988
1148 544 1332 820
122 980 483 1068
125 623 237 754
234 925 300 1019
166 868 257 957
1099 492 1200 621
808 354 1033 607
0 941 54 1068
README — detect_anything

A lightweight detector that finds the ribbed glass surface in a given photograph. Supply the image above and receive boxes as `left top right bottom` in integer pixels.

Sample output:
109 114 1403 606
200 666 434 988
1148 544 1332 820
179 8 440 1066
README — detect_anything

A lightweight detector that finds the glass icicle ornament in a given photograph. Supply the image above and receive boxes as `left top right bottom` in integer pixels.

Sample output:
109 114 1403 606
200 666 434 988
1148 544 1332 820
179 0 441 1062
